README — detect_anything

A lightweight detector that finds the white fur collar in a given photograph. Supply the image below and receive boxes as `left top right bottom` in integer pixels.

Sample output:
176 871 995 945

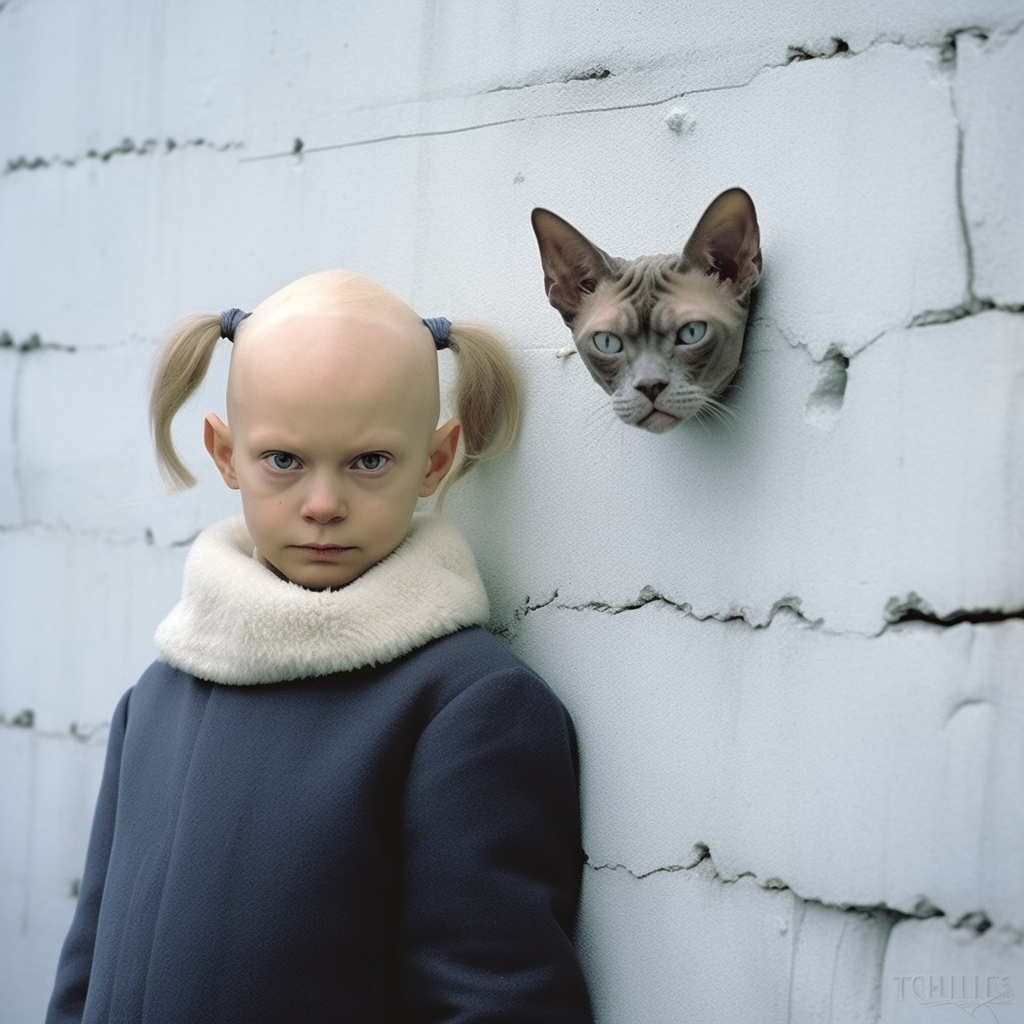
155 515 489 685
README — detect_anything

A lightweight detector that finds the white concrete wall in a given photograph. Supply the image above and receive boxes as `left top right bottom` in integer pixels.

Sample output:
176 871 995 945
2 1 1022 1021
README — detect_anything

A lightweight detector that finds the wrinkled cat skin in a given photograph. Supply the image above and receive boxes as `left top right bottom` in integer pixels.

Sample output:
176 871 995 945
531 188 761 432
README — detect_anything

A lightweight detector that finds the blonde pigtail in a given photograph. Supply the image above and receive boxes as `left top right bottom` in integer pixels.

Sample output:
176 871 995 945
438 322 521 502
149 313 223 490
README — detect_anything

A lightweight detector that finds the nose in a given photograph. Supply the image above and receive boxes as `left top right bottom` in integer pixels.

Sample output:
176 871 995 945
635 377 668 401
631 353 669 402
300 475 347 524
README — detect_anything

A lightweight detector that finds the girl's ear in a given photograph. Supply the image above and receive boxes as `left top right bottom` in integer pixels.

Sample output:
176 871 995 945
204 413 240 490
420 418 462 497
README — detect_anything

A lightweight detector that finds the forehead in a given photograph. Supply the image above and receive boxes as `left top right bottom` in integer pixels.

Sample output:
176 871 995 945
228 310 440 444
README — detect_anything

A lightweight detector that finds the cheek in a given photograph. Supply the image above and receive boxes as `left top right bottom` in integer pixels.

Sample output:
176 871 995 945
237 486 286 536
375 482 421 524
366 474 423 528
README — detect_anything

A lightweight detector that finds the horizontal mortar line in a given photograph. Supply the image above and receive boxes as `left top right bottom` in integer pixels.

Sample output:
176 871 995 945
0 339 77 354
2 138 243 176
0 519 182 547
0 719 109 743
909 299 1024 327
0 337 158 355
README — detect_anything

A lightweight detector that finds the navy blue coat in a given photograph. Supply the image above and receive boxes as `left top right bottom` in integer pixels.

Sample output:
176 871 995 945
47 627 592 1023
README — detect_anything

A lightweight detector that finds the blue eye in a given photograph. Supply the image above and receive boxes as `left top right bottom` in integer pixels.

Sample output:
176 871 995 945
592 332 623 354
354 453 388 472
267 452 299 470
678 322 707 345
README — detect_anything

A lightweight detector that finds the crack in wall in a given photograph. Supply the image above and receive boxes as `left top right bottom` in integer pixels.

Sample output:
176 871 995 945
785 37 851 63
488 65 615 95
9 344 26 521
0 327 77 524
805 349 849 429
566 66 613 83
908 297 1024 327
952 39 977 305
586 845 1013 940
883 592 1024 630
908 27 1024 325
495 586 828 639
238 99 685 161
3 136 242 176
561 589 822 631
491 590 559 641
2 709 35 729
498 585 1024 640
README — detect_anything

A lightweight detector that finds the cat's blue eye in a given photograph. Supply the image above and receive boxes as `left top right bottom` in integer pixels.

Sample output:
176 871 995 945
677 321 707 346
266 452 300 471
592 332 623 355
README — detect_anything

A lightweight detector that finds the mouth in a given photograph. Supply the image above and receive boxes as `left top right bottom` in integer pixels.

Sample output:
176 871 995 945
637 410 680 433
294 544 354 560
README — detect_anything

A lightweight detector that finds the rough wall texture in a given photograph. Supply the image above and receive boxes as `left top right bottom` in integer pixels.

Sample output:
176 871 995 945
1 1 1022 1021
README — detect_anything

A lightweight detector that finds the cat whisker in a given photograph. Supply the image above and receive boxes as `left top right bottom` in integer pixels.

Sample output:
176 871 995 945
582 397 614 431
695 396 741 437
705 396 738 423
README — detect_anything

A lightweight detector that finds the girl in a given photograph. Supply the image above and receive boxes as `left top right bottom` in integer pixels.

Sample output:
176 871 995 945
47 270 592 1023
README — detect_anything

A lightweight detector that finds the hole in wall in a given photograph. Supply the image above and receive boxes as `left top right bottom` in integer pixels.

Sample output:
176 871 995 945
804 351 849 430
566 66 612 82
785 37 851 64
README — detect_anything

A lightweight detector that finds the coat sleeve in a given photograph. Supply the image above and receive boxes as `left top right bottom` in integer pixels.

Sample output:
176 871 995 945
45 687 132 1024
399 667 593 1024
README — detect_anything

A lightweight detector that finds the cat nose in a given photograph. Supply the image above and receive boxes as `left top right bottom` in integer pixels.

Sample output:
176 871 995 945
635 378 668 401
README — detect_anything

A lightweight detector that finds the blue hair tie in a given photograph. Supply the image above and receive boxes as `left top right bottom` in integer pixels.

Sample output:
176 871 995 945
422 317 451 350
220 308 251 341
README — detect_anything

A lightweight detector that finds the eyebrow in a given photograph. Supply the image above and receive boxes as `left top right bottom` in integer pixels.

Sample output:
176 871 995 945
245 430 409 457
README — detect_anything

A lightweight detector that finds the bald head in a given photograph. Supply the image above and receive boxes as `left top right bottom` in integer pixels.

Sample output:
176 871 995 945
246 270 426 339
227 270 441 436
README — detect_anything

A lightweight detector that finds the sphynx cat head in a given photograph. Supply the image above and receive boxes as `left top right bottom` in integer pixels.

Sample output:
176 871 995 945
531 188 761 432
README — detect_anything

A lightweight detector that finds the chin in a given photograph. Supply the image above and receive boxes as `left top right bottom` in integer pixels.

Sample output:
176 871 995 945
636 410 681 433
266 560 365 592
298 569 365 591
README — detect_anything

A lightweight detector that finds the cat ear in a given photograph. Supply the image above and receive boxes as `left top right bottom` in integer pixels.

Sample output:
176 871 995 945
681 188 762 299
531 208 618 324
